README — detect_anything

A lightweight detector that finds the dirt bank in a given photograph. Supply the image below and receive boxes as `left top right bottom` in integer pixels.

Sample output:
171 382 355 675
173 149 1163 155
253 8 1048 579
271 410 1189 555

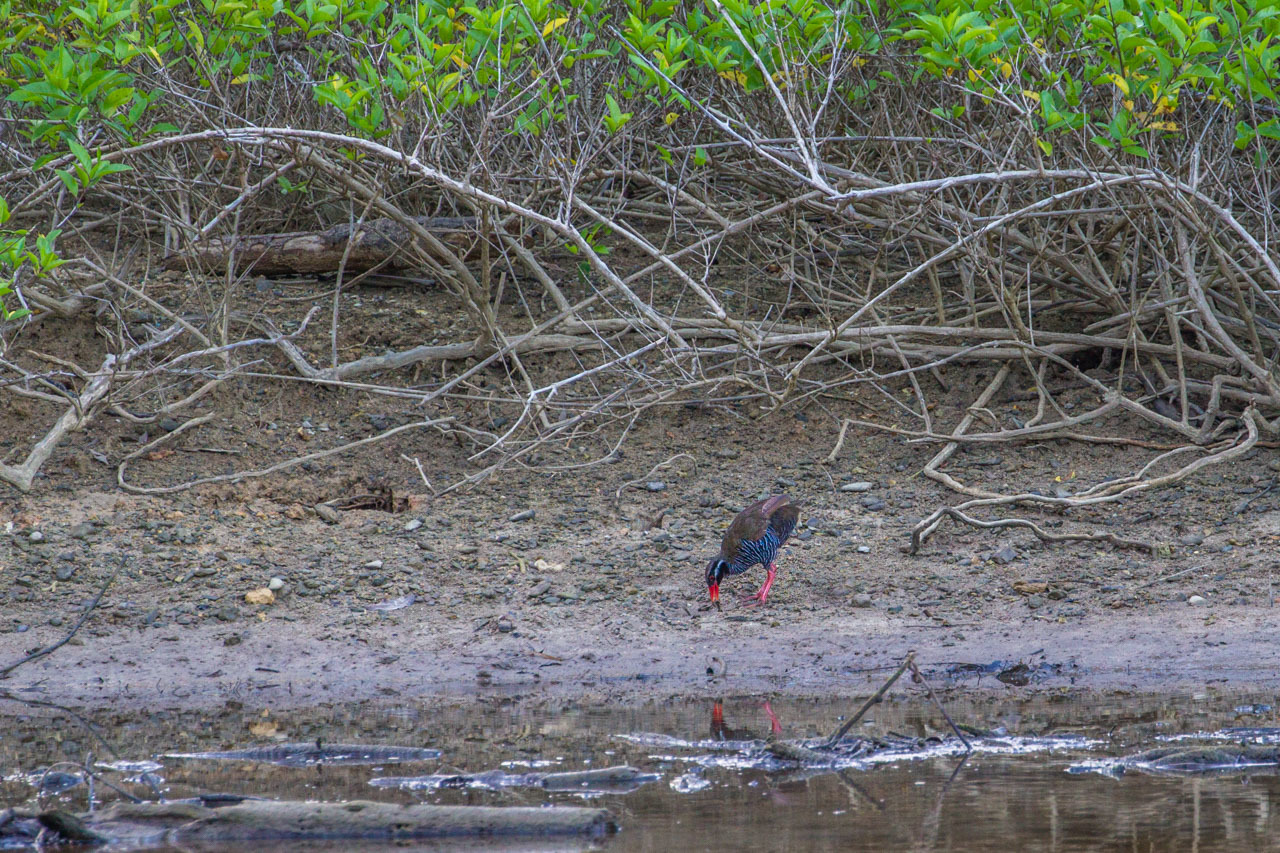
3 382 1280 711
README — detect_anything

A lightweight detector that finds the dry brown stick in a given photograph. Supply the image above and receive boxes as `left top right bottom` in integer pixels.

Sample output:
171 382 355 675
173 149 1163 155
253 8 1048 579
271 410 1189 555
117 415 456 494
921 363 1012 485
825 652 915 748
0 324 183 492
0 556 121 679
906 658 971 752
1176 221 1280 402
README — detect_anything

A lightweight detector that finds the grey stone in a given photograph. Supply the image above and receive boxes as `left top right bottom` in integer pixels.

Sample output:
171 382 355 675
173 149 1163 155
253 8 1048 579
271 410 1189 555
645 481 667 492
509 509 536 522
992 545 1018 565
841 482 874 492
851 593 873 608
68 522 97 540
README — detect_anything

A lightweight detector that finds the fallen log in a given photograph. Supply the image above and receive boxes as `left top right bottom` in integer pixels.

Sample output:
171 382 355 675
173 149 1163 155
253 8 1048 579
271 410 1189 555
164 742 442 767
22 800 615 845
370 764 658 794
162 216 477 275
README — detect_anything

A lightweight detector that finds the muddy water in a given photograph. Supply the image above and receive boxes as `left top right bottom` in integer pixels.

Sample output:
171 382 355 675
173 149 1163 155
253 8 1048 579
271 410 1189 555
4 691 1280 851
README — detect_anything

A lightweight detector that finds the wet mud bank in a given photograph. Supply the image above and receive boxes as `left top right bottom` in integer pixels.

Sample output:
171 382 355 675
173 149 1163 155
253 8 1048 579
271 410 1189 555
3 602 1279 712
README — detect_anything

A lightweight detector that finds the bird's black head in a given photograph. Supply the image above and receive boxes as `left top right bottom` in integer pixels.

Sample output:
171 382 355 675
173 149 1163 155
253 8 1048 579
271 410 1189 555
706 558 729 610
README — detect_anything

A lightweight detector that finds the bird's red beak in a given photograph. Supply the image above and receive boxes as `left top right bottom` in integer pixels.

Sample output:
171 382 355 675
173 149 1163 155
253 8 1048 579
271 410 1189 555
708 583 721 610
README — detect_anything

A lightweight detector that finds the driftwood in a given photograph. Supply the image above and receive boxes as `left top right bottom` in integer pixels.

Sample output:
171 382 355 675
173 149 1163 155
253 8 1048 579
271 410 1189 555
1118 745 1280 775
15 800 615 846
161 216 477 274
163 742 442 767
370 764 659 794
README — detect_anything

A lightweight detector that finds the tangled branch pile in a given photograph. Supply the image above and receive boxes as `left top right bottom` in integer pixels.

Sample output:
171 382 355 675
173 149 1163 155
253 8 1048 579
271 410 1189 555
1 0 1278 547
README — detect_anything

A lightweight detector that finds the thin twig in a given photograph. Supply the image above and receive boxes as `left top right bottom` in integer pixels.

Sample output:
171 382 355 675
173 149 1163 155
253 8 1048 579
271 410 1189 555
0 555 122 680
907 658 971 752
826 652 915 748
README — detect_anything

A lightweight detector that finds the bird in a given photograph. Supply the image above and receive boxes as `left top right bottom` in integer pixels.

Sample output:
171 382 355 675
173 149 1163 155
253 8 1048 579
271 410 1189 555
705 494 800 609
711 699 783 740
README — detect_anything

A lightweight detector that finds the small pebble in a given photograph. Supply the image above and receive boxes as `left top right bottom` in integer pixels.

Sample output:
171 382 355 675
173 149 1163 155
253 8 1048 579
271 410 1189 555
1180 533 1205 547
68 522 97 540
860 497 886 511
645 481 666 492
509 509 536 522
992 545 1018 565
841 482 874 492
28 531 44 543
856 545 871 554
268 577 285 591
1188 595 1208 606
364 559 384 570
315 504 340 524
851 593 873 608
403 518 423 532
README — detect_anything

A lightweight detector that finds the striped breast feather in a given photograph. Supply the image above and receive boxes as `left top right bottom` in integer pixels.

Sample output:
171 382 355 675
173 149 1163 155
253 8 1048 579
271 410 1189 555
731 529 780 573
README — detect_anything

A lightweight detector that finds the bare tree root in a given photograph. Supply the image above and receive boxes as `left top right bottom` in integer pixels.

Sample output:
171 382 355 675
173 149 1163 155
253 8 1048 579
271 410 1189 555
0 325 182 492
908 507 1155 556
908 408 1262 554
4 66 1280 524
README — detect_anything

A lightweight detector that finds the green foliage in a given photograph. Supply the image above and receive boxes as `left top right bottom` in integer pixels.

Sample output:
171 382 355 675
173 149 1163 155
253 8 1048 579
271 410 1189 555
0 198 58 323
1 0 1279 180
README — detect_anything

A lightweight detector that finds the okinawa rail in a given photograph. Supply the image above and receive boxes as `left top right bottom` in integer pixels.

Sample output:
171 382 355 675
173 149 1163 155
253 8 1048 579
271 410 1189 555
705 494 800 609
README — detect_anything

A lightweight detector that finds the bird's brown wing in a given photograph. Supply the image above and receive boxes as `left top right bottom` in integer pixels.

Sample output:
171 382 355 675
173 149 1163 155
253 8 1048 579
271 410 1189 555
767 501 799 543
721 495 791 559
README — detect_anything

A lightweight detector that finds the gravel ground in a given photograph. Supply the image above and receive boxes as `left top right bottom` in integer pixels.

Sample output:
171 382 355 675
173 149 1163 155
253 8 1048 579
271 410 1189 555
4 284 1280 711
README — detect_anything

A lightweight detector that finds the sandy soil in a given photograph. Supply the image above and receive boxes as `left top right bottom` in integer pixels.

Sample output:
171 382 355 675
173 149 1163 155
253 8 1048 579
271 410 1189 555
3 280 1280 712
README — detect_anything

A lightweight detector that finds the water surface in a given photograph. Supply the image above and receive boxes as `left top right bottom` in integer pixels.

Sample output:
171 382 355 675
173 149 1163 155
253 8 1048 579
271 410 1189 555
4 691 1279 851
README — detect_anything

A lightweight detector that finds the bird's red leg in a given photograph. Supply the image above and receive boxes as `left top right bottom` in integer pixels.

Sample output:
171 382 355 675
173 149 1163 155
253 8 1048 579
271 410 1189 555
740 564 778 606
761 700 782 735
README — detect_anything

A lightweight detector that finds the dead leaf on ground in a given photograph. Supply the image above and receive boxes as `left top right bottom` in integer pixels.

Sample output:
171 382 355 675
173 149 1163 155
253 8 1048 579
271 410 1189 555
245 588 276 605
248 720 279 736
